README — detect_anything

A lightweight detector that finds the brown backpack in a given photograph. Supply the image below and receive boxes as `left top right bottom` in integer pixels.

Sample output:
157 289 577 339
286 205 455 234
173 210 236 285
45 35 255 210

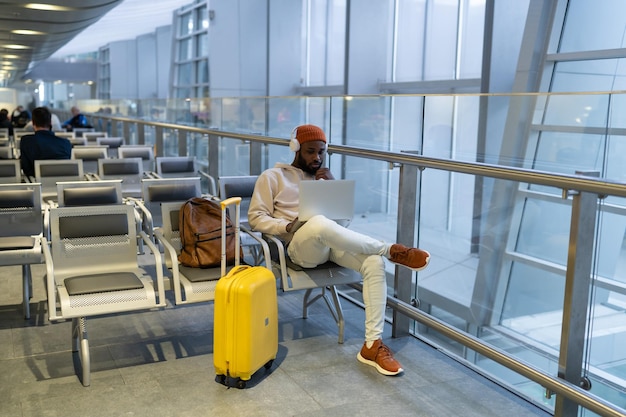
178 197 238 268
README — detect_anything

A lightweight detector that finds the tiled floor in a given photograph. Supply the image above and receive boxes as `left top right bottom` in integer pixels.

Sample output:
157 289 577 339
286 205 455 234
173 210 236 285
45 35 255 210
0 261 552 417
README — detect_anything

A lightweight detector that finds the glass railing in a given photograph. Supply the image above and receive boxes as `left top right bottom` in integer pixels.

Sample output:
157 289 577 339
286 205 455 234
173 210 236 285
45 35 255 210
58 92 626 416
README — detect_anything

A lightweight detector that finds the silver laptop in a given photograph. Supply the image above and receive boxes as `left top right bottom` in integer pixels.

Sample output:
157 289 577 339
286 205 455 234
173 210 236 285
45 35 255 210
292 179 355 232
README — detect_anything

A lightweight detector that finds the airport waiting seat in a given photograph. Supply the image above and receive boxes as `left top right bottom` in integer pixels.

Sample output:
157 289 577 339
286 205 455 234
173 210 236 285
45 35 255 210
31 159 86 203
42 203 166 386
97 157 144 198
262 234 362 344
154 198 270 305
118 145 155 173
72 127 95 138
218 175 263 265
82 131 107 144
0 159 21 183
0 145 13 160
131 176 202 240
155 156 217 196
55 132 75 140
68 137 87 147
56 179 124 207
71 145 108 174
55 179 144 254
0 183 43 319
96 137 124 158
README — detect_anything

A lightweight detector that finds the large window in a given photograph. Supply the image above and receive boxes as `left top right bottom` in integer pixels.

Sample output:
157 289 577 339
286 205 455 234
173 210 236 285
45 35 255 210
303 0 346 86
172 1 210 100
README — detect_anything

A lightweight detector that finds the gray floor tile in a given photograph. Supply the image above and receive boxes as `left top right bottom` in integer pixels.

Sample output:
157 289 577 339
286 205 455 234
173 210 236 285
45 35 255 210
0 258 551 417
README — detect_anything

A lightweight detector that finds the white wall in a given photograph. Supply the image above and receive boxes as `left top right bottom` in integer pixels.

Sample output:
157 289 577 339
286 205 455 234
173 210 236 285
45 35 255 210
156 25 173 99
267 0 302 96
208 0 268 98
137 33 158 99
109 40 139 99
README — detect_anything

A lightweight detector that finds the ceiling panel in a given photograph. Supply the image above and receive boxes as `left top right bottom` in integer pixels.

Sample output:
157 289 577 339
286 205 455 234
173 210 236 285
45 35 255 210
0 0 183 86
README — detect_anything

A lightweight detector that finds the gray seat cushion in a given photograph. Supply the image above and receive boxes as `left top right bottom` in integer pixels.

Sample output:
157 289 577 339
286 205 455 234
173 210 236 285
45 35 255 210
64 272 144 296
0 236 36 250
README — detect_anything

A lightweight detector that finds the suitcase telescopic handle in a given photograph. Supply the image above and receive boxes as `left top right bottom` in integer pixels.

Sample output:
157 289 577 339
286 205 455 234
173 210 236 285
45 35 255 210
220 197 242 276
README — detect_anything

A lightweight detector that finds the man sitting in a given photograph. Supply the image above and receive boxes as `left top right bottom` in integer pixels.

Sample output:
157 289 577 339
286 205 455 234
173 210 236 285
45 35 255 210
61 106 90 131
20 107 72 177
248 124 430 376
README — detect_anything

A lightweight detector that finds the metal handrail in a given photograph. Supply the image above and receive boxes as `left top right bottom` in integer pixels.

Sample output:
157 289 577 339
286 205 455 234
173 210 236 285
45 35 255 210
387 296 626 417
89 113 626 199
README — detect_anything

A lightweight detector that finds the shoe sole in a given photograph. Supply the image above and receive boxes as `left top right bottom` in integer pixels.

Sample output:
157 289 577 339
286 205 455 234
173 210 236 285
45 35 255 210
357 352 403 376
390 251 430 272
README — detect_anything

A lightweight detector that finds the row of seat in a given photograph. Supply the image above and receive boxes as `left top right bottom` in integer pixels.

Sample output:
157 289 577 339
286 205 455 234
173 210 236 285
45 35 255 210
0 173 362 387
1 128 103 159
0 153 217 196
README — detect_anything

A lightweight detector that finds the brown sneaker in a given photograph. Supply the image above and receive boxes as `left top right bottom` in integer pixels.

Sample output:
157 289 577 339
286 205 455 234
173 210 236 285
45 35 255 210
389 244 430 271
357 339 404 376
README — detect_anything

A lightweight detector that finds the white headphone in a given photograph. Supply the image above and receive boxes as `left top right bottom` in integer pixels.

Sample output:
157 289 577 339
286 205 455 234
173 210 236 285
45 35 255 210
289 126 300 152
289 125 328 152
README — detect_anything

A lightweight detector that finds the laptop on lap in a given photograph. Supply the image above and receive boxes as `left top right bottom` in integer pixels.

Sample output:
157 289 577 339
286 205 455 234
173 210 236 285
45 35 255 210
292 179 356 233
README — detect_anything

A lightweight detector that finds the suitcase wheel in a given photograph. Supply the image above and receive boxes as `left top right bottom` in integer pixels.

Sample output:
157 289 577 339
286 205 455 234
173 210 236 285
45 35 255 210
236 379 247 389
264 359 274 370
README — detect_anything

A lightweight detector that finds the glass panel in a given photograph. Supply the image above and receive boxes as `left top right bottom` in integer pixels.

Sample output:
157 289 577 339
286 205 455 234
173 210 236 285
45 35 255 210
307 0 346 86
423 0 458 80
196 60 208 84
395 0 427 81
196 33 209 56
178 12 194 36
177 63 192 86
178 38 193 61
560 0 626 52
196 5 209 32
551 60 626 92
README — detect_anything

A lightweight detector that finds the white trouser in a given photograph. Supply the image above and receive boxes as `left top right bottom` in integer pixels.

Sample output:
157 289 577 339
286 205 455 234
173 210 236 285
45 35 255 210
287 215 390 342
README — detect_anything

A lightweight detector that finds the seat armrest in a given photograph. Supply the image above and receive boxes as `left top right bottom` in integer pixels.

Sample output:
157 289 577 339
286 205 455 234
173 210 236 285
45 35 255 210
128 198 154 239
139 230 166 306
41 236 61 321
197 170 217 196
154 228 185 305
262 233 290 285
240 224 271 268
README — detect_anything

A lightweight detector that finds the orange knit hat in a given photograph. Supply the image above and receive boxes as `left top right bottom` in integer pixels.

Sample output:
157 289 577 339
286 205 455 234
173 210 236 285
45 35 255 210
295 124 327 144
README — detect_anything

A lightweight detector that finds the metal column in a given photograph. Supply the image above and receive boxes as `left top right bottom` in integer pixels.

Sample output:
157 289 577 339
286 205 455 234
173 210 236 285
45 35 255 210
392 163 419 337
555 171 599 417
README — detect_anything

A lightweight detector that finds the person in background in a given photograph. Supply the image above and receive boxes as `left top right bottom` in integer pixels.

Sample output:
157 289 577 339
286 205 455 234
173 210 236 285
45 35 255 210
24 111 62 132
61 106 90 130
248 124 431 377
11 105 31 128
0 109 13 138
20 107 72 177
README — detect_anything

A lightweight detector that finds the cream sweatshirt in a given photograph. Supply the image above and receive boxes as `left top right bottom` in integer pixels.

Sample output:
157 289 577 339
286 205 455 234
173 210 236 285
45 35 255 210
248 163 315 242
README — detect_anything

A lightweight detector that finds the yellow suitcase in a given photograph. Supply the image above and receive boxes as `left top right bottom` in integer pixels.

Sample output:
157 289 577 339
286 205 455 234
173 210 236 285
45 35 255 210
213 197 278 389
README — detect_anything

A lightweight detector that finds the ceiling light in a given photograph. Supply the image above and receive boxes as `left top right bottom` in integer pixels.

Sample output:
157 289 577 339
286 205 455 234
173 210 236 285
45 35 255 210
2 55 19 59
11 30 46 36
2 44 31 50
24 3 76 12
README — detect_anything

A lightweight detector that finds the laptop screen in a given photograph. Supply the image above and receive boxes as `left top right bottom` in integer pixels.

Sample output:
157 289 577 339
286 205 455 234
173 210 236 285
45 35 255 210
298 179 355 222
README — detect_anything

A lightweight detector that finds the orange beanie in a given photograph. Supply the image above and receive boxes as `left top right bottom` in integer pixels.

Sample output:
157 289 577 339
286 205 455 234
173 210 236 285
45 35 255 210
296 124 327 144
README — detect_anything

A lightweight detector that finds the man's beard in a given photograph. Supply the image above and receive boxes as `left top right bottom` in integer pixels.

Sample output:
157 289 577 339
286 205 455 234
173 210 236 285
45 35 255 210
296 153 321 175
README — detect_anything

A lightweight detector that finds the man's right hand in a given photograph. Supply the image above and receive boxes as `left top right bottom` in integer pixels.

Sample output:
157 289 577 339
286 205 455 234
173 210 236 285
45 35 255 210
286 218 299 233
